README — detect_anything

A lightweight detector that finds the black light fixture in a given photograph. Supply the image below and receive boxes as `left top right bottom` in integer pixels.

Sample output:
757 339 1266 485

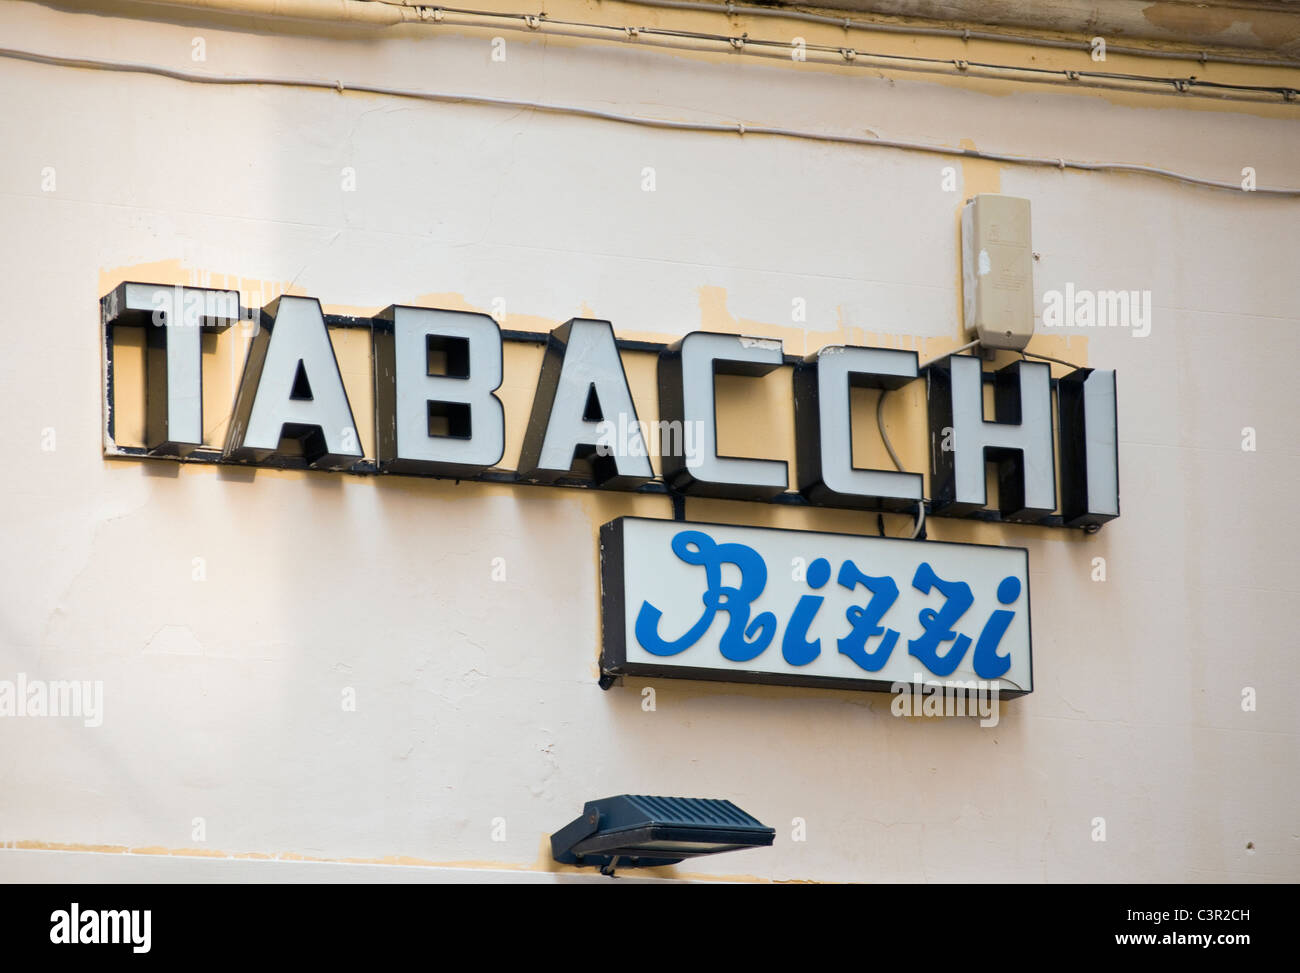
550 794 774 876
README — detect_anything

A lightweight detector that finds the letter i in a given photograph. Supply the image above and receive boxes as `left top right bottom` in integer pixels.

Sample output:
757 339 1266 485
782 558 830 666
971 576 1021 679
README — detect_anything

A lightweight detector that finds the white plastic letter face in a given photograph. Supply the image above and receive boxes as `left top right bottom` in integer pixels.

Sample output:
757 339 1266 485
102 282 237 455
1058 368 1120 526
658 332 788 499
793 345 922 511
373 306 505 476
927 355 1056 521
517 318 653 488
223 295 363 469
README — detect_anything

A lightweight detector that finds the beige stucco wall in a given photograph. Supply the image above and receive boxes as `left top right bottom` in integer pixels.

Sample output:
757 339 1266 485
0 0 1297 882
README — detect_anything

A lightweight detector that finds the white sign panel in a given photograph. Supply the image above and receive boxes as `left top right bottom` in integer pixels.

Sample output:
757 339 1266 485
600 518 1032 696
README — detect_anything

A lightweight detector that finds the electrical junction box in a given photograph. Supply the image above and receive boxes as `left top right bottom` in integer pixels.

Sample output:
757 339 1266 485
961 194 1034 351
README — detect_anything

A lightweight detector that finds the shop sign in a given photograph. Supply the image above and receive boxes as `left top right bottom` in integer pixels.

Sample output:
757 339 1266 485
101 283 1119 529
598 517 1032 696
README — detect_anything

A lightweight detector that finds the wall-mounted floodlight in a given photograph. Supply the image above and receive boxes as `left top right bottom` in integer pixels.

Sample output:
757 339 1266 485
550 795 774 876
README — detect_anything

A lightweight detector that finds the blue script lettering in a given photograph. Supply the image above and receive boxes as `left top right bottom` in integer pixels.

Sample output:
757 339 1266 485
782 557 830 666
634 530 777 660
835 559 900 672
907 562 974 676
971 575 1022 679
633 530 1024 681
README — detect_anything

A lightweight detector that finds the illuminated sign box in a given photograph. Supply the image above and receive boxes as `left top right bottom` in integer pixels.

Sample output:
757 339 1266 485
599 517 1032 697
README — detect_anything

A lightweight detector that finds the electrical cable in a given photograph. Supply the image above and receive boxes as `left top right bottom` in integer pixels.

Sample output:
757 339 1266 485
918 338 981 370
874 387 917 536
368 3 1300 104
620 0 1300 70
875 339 981 540
1019 348 1084 369
875 387 907 475
3 46 1297 196
879 336 979 481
